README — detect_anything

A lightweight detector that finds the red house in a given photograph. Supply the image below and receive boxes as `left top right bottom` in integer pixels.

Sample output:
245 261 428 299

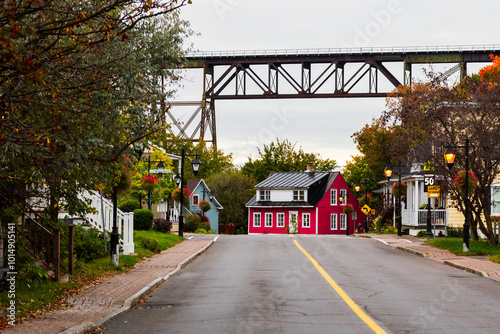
246 169 364 235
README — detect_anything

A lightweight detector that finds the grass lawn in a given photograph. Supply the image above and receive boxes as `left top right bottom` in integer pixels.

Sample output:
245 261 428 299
426 237 500 262
0 232 184 326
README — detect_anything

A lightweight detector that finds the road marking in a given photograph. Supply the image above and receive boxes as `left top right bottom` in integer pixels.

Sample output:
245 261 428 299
294 240 387 334
375 238 389 245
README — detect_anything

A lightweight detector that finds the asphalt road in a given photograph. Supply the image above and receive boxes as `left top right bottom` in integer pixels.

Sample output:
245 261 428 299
95 235 500 334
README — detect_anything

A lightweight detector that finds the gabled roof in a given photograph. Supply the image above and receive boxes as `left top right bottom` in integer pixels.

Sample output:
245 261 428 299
246 172 340 207
186 179 223 209
255 171 331 189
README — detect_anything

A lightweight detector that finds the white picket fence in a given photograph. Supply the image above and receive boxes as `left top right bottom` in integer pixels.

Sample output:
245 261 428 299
59 190 135 255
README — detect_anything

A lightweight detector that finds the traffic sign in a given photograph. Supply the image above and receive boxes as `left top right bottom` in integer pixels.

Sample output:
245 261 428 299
428 185 440 198
424 175 435 192
149 169 171 174
361 204 371 215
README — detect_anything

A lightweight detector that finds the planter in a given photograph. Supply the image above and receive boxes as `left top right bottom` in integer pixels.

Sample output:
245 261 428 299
343 204 354 214
452 170 477 196
391 182 407 199
141 175 158 192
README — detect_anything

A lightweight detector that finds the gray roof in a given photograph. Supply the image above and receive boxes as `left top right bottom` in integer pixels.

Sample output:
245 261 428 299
254 171 331 189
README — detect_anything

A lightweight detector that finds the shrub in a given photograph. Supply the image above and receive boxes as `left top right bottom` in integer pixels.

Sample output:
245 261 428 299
448 226 462 237
184 214 201 232
140 238 160 253
153 218 172 233
383 225 397 234
372 216 384 231
74 226 108 262
198 221 210 232
195 228 208 234
119 198 140 213
416 230 427 237
133 209 154 230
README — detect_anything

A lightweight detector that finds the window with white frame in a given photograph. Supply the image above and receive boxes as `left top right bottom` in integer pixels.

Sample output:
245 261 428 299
331 214 337 230
492 184 500 215
293 190 305 201
340 214 347 230
265 213 273 227
277 213 285 227
253 212 261 227
192 195 199 206
331 189 337 205
339 189 347 205
259 190 270 201
302 213 310 228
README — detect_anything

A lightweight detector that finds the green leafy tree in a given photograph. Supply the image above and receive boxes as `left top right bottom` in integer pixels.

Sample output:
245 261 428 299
383 59 500 245
242 138 338 183
206 170 256 233
0 1 192 223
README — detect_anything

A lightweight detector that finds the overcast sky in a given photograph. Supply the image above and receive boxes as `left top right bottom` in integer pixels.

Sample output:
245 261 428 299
172 0 499 168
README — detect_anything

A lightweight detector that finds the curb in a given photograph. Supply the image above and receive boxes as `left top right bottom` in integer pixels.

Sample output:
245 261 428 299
442 260 489 277
396 245 428 258
60 238 216 334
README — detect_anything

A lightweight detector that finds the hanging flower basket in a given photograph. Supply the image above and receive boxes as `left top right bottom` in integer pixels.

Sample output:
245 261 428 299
172 186 191 204
343 204 354 214
198 200 211 213
141 174 158 192
452 170 477 196
391 182 407 199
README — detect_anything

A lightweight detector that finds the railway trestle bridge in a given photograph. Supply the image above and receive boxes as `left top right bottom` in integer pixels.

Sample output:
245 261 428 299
167 45 500 147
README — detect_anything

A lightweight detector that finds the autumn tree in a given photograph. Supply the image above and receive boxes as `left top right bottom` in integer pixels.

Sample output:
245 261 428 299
241 138 338 183
383 57 500 245
0 1 192 223
206 170 256 233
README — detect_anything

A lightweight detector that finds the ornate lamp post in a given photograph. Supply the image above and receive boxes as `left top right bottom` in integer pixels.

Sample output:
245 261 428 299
178 148 202 237
443 138 471 252
339 192 349 236
355 179 369 233
384 162 403 237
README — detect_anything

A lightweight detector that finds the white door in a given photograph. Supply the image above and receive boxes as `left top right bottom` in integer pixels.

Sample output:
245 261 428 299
289 211 298 234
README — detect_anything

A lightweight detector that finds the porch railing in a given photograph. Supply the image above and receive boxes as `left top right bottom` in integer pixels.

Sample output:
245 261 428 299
402 209 447 227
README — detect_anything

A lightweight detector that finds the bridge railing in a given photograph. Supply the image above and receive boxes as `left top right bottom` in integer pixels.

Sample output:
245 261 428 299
188 44 500 58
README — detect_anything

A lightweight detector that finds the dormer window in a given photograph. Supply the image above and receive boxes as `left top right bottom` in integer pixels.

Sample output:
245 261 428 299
259 190 270 201
293 190 305 201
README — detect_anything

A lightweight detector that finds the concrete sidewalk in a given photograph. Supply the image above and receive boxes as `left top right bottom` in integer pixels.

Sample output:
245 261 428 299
366 234 500 282
4 238 214 334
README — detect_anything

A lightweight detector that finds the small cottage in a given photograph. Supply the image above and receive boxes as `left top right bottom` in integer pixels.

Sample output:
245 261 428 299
186 179 223 234
246 166 364 235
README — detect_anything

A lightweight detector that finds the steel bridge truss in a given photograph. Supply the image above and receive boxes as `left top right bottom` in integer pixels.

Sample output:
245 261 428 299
167 47 498 147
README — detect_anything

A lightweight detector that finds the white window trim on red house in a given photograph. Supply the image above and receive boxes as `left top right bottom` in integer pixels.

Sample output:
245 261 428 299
277 213 285 227
265 213 273 227
254 212 261 227
340 213 347 230
302 213 310 228
331 189 337 206
331 214 337 230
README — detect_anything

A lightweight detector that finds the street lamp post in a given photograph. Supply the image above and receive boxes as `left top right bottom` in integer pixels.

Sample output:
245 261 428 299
384 162 403 237
444 138 471 252
355 179 369 233
178 148 202 237
339 192 349 236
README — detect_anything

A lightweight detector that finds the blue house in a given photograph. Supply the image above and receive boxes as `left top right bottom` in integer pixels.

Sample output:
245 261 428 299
186 179 223 234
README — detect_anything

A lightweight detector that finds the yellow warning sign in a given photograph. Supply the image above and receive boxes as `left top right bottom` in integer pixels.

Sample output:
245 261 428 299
361 204 371 215
428 185 441 198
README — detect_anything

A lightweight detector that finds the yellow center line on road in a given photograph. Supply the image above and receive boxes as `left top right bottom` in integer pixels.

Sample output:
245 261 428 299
293 240 387 334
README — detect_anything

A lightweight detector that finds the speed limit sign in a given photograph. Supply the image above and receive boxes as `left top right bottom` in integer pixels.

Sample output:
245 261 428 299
424 175 435 192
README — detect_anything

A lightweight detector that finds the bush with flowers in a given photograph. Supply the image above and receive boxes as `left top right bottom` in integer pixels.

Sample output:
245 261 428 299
452 170 477 196
391 182 407 199
198 200 211 213
343 204 354 214
141 174 158 192
172 186 191 204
